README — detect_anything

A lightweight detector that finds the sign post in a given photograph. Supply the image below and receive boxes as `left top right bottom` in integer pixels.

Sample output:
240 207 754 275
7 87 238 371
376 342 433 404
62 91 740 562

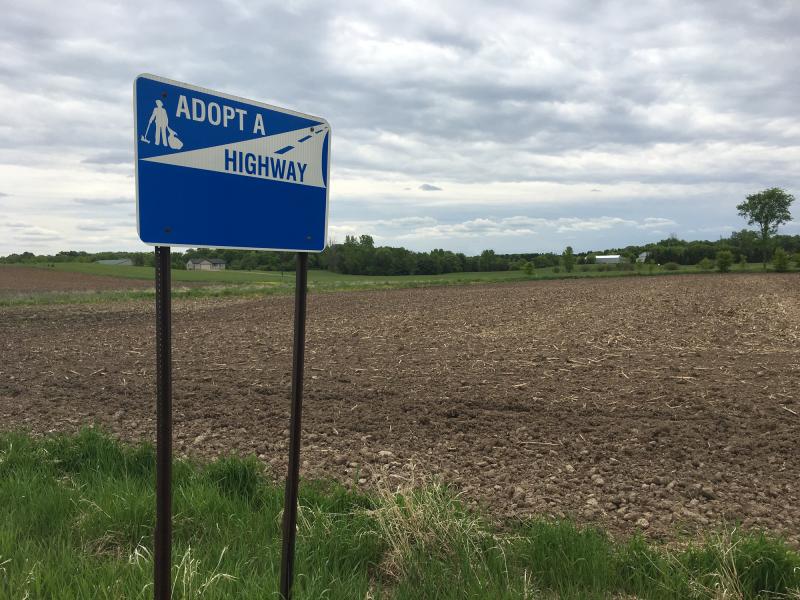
134 74 330 600
153 246 172 600
280 252 308 599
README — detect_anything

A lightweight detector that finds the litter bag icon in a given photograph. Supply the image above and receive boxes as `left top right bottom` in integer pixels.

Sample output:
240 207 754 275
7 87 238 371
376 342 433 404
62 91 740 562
166 128 183 150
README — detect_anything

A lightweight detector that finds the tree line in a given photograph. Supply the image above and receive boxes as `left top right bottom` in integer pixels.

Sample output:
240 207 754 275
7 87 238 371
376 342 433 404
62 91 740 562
4 230 799 273
3 188 795 274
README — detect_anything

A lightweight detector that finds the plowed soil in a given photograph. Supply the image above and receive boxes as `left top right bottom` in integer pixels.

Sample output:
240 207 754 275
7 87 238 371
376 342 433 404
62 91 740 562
1 274 798 543
0 265 151 293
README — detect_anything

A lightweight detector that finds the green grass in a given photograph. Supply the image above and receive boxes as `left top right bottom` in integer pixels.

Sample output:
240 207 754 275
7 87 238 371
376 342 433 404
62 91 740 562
24 262 293 284
23 261 535 285
0 261 794 307
1 429 798 598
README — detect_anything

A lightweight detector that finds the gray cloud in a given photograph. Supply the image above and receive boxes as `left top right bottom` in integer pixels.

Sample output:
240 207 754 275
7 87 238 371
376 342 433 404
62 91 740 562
82 151 132 165
4 223 63 243
419 183 442 191
74 197 132 206
76 222 111 231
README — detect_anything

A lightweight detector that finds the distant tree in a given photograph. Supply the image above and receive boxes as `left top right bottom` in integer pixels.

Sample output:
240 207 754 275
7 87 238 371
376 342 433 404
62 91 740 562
739 255 748 270
584 253 597 265
773 247 789 272
478 249 497 272
729 229 760 263
523 261 533 276
737 188 794 268
697 257 714 270
716 250 733 273
562 246 576 273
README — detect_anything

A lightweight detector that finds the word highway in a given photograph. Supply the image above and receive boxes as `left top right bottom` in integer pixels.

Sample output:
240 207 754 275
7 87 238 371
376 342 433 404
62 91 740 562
224 149 308 183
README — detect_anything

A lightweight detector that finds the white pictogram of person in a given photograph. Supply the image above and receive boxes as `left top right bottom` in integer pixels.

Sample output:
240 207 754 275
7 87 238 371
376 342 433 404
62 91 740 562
141 99 183 149
147 99 169 146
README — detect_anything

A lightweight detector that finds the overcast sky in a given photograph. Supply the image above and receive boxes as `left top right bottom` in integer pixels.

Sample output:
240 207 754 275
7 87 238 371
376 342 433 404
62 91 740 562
1 0 799 255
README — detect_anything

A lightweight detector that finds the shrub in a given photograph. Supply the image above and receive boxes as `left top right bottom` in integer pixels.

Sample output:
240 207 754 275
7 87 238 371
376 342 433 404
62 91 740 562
773 247 789 272
552 266 561 273
562 246 576 273
523 261 533 276
696 258 714 270
716 250 733 273
662 262 680 271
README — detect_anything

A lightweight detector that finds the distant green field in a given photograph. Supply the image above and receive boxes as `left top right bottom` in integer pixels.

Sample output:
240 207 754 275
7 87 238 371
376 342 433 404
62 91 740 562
27 260 778 286
0 260 789 307
27 262 290 284
22 262 539 287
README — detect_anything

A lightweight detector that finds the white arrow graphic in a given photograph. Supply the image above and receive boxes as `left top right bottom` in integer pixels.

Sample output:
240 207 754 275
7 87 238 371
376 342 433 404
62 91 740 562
142 125 329 188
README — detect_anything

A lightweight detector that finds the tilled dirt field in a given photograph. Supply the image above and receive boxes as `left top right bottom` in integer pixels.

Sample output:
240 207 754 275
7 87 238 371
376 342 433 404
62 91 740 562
0 265 152 294
1 274 798 543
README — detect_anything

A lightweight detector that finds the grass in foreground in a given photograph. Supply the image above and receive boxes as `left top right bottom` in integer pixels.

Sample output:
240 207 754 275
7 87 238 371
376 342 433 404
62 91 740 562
1 430 798 598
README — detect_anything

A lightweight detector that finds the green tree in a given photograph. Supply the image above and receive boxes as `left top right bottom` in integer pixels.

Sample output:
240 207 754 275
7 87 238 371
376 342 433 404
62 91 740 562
730 229 760 263
697 257 714 270
773 247 789 272
478 249 497 272
523 261 533 275
562 246 576 273
716 250 733 273
737 188 794 269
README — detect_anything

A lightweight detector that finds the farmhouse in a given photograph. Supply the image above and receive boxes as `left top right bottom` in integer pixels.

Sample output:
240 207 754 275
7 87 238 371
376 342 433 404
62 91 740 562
95 258 133 266
596 255 622 264
186 258 227 271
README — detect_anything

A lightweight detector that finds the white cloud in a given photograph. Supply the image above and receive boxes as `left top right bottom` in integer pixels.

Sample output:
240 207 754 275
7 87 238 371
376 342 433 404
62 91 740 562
638 217 677 229
328 214 682 252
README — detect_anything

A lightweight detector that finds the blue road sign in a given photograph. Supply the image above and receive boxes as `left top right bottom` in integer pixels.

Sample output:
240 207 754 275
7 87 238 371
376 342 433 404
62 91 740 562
134 74 330 252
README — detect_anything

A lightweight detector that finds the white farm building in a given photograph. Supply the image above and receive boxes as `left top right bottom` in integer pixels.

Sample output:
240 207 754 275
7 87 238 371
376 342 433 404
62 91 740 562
186 258 227 271
595 255 622 264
